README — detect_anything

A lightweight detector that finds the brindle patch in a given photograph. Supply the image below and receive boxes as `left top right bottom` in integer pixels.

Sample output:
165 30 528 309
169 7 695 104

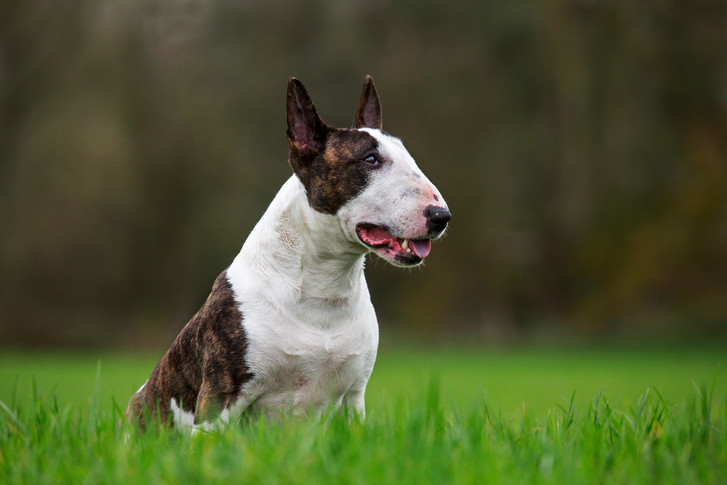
292 129 381 215
125 270 253 428
287 77 390 215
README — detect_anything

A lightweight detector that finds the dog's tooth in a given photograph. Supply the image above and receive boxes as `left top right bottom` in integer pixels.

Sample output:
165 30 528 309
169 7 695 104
407 248 411 253
401 239 409 250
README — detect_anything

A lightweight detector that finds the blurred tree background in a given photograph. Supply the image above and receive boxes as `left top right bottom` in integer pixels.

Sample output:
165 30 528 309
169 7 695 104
1 0 726 348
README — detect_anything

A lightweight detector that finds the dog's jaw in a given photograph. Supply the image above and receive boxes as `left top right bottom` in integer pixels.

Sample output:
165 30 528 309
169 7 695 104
354 223 432 267
338 128 449 267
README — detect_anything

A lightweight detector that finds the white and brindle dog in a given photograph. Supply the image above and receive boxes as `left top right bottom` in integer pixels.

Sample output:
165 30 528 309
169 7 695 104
126 76 450 429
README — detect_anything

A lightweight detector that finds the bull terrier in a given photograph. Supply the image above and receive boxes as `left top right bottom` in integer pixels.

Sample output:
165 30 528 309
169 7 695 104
126 76 451 429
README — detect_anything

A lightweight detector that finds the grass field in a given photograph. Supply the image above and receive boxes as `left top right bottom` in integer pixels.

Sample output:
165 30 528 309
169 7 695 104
1 344 725 483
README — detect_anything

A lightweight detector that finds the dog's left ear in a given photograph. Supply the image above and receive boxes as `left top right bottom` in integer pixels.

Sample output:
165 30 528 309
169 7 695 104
352 75 382 130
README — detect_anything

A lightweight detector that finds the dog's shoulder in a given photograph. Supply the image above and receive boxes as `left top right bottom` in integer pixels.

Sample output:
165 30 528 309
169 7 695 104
195 270 243 338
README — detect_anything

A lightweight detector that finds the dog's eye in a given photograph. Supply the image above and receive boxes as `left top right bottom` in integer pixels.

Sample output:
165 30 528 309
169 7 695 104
363 154 379 166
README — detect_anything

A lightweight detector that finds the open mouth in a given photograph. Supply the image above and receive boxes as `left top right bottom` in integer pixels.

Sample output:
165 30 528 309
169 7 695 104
355 223 432 265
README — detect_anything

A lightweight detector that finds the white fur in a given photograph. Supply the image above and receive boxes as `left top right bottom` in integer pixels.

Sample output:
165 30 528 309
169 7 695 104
170 128 445 429
225 176 377 421
170 398 196 428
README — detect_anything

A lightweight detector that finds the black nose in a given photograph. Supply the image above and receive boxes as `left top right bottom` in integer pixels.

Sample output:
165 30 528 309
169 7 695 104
423 205 451 233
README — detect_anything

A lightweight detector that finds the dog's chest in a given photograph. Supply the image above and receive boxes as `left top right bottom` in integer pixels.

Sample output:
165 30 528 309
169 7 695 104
239 297 378 413
281 327 363 385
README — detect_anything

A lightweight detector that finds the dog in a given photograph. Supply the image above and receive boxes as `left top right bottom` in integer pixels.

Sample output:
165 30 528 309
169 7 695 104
125 76 450 429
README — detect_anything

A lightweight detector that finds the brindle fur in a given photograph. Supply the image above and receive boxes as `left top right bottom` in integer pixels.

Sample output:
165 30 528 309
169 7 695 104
287 77 387 215
125 270 252 426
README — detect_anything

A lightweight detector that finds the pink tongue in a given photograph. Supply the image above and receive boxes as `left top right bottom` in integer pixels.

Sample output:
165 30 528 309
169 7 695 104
410 239 432 258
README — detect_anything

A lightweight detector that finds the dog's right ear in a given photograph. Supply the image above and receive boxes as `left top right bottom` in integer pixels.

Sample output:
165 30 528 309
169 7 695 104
286 78 327 156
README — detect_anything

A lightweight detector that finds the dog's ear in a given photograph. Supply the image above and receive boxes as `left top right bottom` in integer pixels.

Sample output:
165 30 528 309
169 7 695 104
287 78 327 155
352 75 382 130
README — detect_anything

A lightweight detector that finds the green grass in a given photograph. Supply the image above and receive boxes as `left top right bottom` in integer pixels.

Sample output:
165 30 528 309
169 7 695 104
1 345 725 483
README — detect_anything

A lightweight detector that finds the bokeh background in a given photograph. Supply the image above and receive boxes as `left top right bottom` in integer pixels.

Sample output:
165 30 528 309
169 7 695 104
2 0 726 349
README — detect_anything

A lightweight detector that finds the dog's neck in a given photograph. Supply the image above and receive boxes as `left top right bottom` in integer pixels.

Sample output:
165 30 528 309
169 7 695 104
229 176 368 314
293 186 367 302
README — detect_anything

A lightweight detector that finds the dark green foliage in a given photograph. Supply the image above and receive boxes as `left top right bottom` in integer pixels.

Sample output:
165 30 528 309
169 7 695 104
1 1 727 346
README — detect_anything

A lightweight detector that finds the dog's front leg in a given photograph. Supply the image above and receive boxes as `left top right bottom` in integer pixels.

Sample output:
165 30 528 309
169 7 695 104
343 384 367 421
195 385 235 426
193 362 255 428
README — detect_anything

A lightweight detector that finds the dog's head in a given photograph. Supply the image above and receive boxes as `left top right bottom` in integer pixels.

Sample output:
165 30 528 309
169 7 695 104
286 76 450 267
